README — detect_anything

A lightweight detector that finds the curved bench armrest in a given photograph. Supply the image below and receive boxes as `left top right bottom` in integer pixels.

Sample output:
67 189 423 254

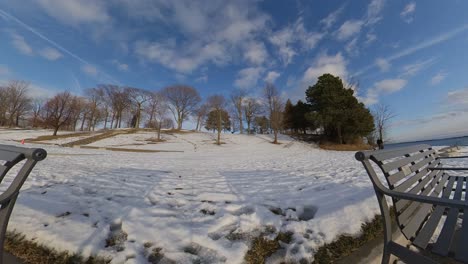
438 155 468 159
428 167 468 171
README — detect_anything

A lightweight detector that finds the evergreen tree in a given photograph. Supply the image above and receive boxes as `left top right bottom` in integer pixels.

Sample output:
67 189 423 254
283 99 294 132
305 73 374 144
205 109 231 132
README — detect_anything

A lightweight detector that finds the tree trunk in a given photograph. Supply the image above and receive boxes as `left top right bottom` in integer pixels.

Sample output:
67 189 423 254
157 121 161 140
177 112 182 130
273 129 278 144
337 124 343 144
80 113 87 131
53 126 59 136
238 110 243 134
247 121 251 134
135 104 141 129
217 110 221 145
195 116 200 131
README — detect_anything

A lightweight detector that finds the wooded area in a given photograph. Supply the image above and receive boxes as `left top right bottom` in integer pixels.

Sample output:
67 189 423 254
1 73 383 145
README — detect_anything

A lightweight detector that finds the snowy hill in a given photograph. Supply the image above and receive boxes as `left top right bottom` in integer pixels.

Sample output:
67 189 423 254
2 129 381 263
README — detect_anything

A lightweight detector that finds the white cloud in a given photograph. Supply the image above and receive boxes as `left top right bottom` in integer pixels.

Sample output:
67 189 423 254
302 53 348 86
430 71 447 85
355 23 468 76
131 1 270 73
335 20 364 41
320 5 345 30
0 65 11 76
375 79 407 93
234 67 264 89
39 47 62 60
244 42 268 65
33 0 110 26
11 32 33 55
112 60 129 71
447 88 468 105
345 37 359 56
401 58 435 76
264 71 280 83
135 39 228 73
195 75 208 83
269 17 323 65
82 64 98 76
375 58 390 72
361 78 407 105
400 2 416 23
365 0 385 25
365 33 377 44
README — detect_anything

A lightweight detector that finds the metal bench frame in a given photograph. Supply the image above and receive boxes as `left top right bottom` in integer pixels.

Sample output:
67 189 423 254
356 144 468 264
0 144 47 263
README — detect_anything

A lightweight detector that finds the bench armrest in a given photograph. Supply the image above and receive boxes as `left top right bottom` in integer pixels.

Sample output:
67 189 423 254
378 186 468 210
429 167 468 171
438 155 468 159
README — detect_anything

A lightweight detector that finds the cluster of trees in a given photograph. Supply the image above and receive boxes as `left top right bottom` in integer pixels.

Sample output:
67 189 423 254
283 74 378 144
0 80 285 143
2 73 388 145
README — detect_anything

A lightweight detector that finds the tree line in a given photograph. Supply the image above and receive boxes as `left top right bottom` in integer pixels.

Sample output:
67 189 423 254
1 73 388 145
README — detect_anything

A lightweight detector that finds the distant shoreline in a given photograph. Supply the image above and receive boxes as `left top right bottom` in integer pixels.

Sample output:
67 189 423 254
387 135 468 148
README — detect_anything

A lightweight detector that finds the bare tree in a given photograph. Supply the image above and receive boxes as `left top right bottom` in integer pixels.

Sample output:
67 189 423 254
101 85 131 128
264 83 284 144
243 98 262 134
84 87 104 131
162 85 201 130
207 95 226 145
127 87 151 128
43 91 76 136
230 89 247 134
4 80 31 127
30 98 45 128
195 103 209 131
373 103 396 147
146 91 167 140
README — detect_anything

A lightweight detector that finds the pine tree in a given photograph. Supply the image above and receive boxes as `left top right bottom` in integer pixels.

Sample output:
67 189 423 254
305 73 374 144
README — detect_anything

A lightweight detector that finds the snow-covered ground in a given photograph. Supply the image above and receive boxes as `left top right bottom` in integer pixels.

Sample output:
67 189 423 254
2 129 440 263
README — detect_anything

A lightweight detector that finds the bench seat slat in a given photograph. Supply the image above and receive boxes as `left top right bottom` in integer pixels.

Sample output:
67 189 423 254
397 172 437 219
412 175 454 248
388 160 440 187
395 171 444 211
370 144 432 161
399 173 447 239
432 176 464 256
381 149 436 172
455 208 468 262
395 168 434 192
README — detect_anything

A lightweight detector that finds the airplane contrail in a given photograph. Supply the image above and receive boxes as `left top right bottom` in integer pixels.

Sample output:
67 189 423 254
0 7 121 85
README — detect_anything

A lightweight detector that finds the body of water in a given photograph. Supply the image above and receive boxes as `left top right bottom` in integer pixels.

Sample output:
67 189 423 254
386 136 468 149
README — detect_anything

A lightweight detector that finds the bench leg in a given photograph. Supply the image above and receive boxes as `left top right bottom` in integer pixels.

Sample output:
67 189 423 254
376 191 392 264
0 194 18 264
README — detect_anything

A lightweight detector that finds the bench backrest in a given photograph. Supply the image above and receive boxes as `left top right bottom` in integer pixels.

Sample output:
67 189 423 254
355 144 444 241
0 144 47 263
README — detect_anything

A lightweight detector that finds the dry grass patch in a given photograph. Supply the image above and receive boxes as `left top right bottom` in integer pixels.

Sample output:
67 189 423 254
26 132 91 142
244 231 293 264
5 231 110 264
319 143 373 151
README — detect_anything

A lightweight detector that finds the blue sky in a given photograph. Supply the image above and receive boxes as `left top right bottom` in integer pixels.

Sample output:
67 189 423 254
1 0 468 142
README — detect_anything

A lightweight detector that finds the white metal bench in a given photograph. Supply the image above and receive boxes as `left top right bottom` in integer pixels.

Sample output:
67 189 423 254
0 144 47 263
356 144 468 264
